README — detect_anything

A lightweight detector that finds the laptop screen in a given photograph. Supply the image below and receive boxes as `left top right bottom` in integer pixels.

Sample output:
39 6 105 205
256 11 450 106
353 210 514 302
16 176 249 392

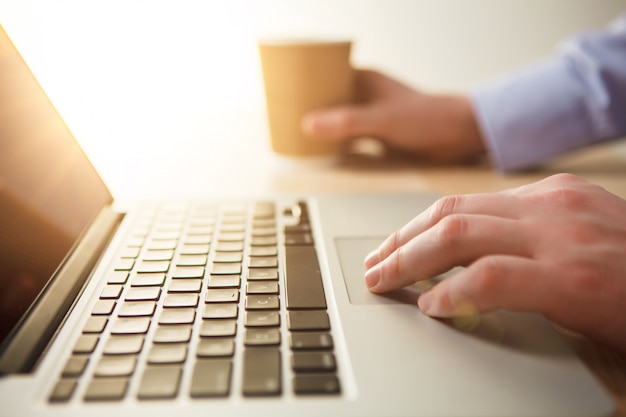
0 27 113 348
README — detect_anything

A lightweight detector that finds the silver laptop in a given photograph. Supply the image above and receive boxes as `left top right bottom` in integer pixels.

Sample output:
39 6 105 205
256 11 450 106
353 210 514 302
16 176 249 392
0 25 615 417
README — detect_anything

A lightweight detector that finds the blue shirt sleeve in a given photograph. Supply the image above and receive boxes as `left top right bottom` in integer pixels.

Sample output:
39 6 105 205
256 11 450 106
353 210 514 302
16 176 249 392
471 13 626 172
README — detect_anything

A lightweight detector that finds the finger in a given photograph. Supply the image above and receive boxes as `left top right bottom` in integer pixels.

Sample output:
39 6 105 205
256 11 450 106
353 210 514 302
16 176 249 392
417 255 552 318
301 105 383 141
365 214 531 293
364 192 524 269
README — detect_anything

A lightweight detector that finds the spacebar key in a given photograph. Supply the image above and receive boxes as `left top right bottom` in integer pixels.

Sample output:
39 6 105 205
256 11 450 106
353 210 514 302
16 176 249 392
285 246 326 309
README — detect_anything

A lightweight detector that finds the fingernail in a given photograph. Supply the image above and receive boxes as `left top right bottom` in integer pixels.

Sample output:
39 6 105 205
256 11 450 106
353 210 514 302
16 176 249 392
364 264 381 290
364 250 380 269
418 291 434 315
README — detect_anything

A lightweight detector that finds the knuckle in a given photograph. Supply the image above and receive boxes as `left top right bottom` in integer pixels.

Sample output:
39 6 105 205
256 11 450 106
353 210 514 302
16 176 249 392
548 186 588 208
471 258 505 293
434 214 469 246
560 222 598 245
548 172 584 185
567 258 605 293
429 195 464 222
534 174 599 210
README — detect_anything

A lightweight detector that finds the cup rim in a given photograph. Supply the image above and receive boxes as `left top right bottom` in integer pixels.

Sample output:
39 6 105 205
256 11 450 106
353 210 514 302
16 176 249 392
258 38 352 47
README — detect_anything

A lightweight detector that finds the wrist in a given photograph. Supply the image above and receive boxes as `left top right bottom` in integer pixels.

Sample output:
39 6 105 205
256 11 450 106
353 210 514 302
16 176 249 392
447 94 486 160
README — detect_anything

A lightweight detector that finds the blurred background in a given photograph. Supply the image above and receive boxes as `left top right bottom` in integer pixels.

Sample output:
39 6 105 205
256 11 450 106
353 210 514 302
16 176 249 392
0 0 624 198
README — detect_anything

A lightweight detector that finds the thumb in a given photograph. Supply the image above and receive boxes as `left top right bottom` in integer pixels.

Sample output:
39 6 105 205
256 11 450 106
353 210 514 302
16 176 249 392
302 105 381 141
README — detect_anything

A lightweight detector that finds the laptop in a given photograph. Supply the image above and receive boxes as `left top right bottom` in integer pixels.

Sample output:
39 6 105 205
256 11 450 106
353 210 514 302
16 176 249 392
0 24 615 417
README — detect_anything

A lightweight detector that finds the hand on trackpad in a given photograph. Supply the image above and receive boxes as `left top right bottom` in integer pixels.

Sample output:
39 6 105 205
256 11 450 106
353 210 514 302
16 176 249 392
335 237 433 305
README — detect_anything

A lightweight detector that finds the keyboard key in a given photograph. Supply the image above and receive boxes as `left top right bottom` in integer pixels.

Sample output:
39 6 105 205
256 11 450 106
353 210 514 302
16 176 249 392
219 223 245 232
120 246 141 258
283 224 311 234
287 311 330 331
131 272 166 287
177 254 208 266
246 295 279 310
73 335 99 354
137 365 181 399
100 285 123 299
118 301 156 317
253 202 275 219
293 374 340 395
172 266 205 278
218 232 245 242
49 379 77 402
207 275 240 288
114 258 135 271
147 344 187 364
205 289 239 303
158 308 196 325
249 246 277 257
209 275 241 288
244 329 280 346
199 320 237 337
246 281 278 295
107 271 129 285
203 304 238 319
142 249 174 261
151 231 180 241
84 378 128 401
180 243 210 255
183 235 212 245
153 325 192 343
190 359 232 397
92 299 116 316
211 263 242 275
163 293 199 308
146 240 177 250
291 352 336 372
247 268 279 281
285 246 326 309
284 233 314 246
186 226 215 236
62 355 89 377
248 257 278 268
213 252 243 263
102 335 144 355
215 242 244 252
242 347 281 396
196 338 235 357
251 227 276 237
245 311 280 327
250 236 277 246
168 279 202 293
290 332 334 350
110 317 151 334
94 355 137 377
125 287 161 301
137 260 170 273
83 316 108 333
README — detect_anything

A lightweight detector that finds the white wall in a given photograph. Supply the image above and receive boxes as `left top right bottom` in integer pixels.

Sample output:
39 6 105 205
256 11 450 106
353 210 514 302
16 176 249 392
0 0 623 194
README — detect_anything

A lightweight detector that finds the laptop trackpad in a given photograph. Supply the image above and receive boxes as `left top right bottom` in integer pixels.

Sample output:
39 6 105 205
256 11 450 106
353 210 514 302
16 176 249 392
335 237 433 305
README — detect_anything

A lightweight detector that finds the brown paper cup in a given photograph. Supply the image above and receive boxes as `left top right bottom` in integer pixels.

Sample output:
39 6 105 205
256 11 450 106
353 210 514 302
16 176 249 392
259 39 353 157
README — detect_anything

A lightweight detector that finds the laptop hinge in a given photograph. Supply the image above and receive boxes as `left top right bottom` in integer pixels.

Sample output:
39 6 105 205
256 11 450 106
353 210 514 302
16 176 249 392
0 206 123 374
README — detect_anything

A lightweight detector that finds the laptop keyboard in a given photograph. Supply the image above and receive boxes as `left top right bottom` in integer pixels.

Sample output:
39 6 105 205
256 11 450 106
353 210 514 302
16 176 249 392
49 200 341 402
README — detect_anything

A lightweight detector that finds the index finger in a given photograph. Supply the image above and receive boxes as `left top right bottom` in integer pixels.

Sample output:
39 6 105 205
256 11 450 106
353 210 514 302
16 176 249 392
364 191 522 269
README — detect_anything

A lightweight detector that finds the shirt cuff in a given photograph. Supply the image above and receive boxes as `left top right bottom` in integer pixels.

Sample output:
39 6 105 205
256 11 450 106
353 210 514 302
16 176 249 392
471 57 596 172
